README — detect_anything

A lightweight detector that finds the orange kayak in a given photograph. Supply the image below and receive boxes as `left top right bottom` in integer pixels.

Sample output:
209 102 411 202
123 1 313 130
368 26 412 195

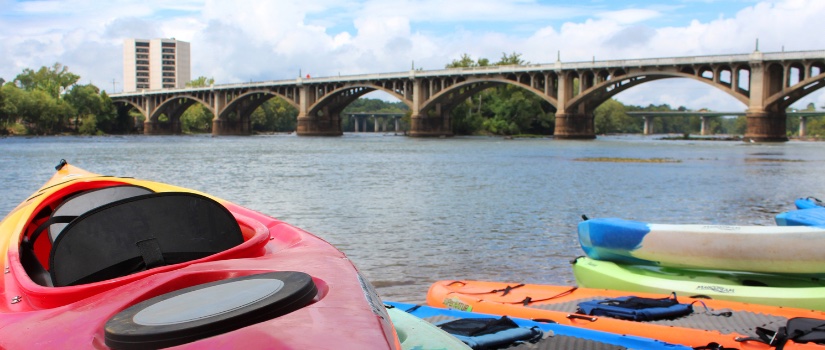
427 279 825 349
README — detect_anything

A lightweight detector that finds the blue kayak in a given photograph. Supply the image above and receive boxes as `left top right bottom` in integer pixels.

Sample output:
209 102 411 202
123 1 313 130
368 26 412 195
795 197 824 209
385 301 690 350
776 207 825 227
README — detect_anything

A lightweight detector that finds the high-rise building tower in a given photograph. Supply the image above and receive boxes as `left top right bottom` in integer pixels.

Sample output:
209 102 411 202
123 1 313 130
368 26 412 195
123 38 191 92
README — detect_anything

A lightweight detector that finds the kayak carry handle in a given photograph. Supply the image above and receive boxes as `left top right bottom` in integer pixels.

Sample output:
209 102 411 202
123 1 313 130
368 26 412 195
56 159 68 171
566 314 597 322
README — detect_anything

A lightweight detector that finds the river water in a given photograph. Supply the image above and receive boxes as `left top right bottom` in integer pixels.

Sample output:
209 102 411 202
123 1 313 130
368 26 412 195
1 134 824 303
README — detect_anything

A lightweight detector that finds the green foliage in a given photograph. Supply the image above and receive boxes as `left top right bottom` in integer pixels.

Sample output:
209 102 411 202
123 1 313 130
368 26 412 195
14 63 79 99
78 115 98 135
0 63 132 135
594 99 637 134
250 97 298 132
181 104 214 133
443 52 552 135
186 76 215 88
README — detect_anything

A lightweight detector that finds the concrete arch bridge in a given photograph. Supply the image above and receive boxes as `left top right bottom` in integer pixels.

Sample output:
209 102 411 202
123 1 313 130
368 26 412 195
110 49 825 142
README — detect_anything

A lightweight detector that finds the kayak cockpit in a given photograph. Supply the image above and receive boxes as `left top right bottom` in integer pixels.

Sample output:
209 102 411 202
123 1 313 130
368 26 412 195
20 183 245 287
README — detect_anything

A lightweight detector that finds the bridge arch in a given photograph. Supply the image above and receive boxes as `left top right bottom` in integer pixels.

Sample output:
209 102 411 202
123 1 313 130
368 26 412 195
307 83 411 117
141 95 214 135
419 77 559 114
410 77 558 137
219 90 299 120
764 68 825 111
297 82 412 136
567 70 751 113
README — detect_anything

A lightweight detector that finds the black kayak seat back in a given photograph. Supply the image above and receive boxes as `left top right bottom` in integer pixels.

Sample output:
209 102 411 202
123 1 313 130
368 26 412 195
48 185 154 242
48 192 244 287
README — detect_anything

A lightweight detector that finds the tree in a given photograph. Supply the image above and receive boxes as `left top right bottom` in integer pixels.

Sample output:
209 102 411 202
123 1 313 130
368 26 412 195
251 97 299 132
180 77 216 133
186 76 215 88
14 63 80 99
0 84 16 132
496 52 526 66
64 84 102 132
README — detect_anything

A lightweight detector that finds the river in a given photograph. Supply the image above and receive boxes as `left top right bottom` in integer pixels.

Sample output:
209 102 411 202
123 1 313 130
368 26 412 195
1 133 824 303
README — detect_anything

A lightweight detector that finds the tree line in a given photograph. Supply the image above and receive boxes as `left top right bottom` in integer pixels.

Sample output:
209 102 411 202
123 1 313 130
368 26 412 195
0 63 132 135
2 61 823 137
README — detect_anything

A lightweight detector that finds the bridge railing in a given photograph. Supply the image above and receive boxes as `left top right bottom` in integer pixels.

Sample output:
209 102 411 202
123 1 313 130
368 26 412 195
111 50 825 98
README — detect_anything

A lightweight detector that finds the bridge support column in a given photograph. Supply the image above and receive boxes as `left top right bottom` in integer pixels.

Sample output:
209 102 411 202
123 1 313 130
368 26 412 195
800 116 808 138
409 114 453 137
643 116 653 135
212 118 252 136
553 113 595 139
143 120 181 135
744 110 788 142
296 115 343 136
700 116 709 136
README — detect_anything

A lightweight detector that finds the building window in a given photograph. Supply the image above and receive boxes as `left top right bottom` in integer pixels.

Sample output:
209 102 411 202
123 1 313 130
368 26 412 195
162 78 175 82
137 54 149 59
162 48 175 53
137 78 149 83
162 55 175 59
136 60 149 65
135 42 149 47
137 84 149 89
162 60 175 65
136 48 149 53
162 66 175 71
163 84 175 88
137 72 149 77
136 66 149 71
162 72 175 77
161 42 176 47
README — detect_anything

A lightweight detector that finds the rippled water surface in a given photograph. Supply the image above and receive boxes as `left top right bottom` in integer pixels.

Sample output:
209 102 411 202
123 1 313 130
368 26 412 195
2 134 824 302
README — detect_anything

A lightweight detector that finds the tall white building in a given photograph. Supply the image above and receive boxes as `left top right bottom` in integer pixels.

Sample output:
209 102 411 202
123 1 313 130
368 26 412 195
123 38 191 92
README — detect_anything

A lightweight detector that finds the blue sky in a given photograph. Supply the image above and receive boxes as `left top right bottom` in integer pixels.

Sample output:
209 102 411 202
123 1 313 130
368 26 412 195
1 0 824 110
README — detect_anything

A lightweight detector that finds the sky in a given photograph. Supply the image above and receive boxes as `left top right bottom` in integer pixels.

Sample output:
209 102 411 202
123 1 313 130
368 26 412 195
1 0 825 111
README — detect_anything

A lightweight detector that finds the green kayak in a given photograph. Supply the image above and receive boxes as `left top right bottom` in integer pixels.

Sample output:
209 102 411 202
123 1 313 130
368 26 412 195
572 256 825 311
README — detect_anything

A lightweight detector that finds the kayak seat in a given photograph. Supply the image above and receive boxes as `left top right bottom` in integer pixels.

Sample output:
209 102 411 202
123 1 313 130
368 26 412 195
22 185 154 286
48 192 244 287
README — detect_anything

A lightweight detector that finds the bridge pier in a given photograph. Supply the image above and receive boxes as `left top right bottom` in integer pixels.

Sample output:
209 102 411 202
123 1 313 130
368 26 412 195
553 113 595 139
643 116 654 135
744 111 788 142
409 114 453 137
296 115 343 136
143 120 181 135
212 118 252 136
800 116 808 137
700 116 709 136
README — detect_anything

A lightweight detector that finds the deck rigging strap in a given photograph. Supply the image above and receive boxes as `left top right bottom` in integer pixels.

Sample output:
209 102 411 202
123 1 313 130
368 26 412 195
736 317 825 350
446 282 526 296
517 286 578 306
24 216 75 247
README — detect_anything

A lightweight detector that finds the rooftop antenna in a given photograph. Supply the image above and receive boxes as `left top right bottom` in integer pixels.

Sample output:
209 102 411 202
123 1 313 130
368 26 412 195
755 38 760 52
112 79 118 93
557 50 561 62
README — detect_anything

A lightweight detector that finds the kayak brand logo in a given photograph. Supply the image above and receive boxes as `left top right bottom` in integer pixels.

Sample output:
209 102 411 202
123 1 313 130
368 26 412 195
443 298 473 312
700 225 741 231
695 285 735 293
